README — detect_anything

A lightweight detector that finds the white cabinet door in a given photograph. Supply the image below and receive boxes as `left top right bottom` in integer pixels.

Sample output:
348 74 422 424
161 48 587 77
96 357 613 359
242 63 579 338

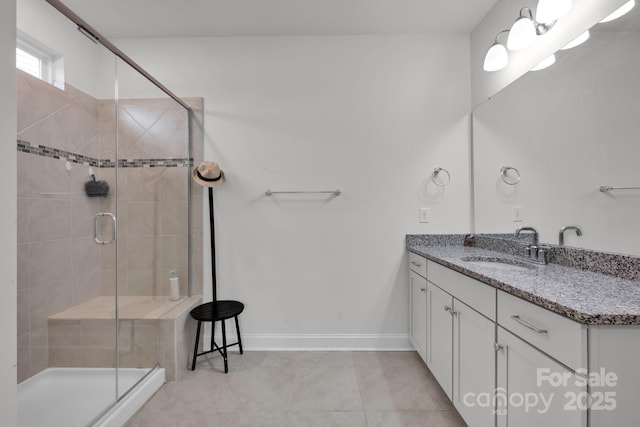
496 327 586 427
453 299 496 427
427 282 453 399
409 270 427 363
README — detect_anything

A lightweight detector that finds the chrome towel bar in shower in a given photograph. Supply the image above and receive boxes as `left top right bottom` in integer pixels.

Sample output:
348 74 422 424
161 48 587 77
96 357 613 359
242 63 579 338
265 189 341 197
600 186 640 192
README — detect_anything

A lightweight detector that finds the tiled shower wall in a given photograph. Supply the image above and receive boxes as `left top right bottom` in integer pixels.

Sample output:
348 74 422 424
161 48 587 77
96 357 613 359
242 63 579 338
16 69 203 382
98 97 192 298
17 70 105 381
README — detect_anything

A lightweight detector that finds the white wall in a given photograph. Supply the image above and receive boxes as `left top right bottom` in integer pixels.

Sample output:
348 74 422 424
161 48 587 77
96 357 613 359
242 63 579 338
114 35 471 348
470 0 629 108
1 0 18 424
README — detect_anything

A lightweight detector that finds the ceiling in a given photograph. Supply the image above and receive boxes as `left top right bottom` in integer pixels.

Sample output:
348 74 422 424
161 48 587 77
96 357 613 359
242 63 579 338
60 0 498 38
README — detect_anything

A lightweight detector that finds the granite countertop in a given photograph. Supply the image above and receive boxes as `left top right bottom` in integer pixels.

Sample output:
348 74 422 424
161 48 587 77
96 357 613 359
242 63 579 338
407 236 640 326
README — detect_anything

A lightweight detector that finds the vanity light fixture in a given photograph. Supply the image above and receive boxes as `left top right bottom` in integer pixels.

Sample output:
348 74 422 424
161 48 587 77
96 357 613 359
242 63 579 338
507 7 555 51
483 1 566 73
483 30 510 72
560 30 590 50
531 53 556 71
600 0 635 23
507 8 538 50
536 0 572 24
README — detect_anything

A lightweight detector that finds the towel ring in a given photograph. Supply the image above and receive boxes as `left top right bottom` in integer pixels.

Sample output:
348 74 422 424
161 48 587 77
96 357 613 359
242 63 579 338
432 167 451 187
500 166 520 185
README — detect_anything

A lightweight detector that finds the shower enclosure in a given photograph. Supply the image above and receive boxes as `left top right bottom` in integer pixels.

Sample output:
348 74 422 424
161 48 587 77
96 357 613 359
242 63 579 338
16 0 202 425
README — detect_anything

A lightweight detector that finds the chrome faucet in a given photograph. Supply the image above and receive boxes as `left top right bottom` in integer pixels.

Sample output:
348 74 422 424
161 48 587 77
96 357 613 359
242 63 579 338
515 226 548 264
559 226 582 246
515 226 539 246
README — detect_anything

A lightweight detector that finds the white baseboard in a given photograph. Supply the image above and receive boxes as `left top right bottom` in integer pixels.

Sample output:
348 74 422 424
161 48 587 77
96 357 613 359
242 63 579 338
202 333 413 351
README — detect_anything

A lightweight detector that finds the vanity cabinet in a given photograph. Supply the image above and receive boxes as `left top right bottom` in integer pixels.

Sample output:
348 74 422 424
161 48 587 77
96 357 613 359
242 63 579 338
426 282 453 396
409 253 427 363
496 290 587 427
588 326 640 426
453 298 496 427
426 261 497 427
496 327 586 427
408 247 640 427
497 291 587 371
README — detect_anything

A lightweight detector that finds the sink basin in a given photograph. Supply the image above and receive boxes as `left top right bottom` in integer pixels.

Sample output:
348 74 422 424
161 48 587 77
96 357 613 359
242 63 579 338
460 256 535 271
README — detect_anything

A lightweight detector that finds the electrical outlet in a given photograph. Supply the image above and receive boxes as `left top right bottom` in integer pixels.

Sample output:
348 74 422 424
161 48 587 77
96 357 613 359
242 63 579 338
419 208 430 223
512 206 523 222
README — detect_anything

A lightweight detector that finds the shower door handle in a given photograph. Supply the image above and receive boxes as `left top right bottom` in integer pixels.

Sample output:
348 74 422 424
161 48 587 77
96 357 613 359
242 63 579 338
94 212 117 244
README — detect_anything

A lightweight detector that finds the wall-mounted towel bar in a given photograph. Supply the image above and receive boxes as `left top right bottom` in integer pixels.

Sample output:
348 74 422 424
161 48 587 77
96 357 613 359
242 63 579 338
265 189 341 197
599 186 640 192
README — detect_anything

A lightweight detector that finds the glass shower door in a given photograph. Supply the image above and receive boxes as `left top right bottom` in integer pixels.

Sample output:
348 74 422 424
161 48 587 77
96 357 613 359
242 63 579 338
113 56 191 398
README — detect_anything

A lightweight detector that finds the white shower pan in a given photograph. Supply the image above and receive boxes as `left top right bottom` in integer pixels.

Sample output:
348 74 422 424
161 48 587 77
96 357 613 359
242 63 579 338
18 367 164 427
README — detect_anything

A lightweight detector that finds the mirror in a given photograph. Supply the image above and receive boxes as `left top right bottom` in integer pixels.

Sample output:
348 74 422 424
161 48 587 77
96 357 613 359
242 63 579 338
472 4 640 256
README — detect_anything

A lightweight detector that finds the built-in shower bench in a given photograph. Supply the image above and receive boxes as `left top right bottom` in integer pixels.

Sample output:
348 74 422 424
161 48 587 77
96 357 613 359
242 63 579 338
48 296 202 381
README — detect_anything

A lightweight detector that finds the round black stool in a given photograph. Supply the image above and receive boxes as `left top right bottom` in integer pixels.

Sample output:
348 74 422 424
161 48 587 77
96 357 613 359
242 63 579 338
190 300 244 373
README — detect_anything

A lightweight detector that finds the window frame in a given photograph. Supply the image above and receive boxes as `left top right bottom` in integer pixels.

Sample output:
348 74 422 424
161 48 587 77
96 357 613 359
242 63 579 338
16 33 63 88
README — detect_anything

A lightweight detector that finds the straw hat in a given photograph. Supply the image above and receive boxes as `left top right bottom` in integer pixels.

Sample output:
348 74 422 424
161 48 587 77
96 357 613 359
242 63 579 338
192 161 225 187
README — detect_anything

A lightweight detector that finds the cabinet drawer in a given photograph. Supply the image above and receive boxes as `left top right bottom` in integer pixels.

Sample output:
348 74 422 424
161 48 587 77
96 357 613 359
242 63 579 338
498 291 587 370
409 252 427 278
428 261 496 321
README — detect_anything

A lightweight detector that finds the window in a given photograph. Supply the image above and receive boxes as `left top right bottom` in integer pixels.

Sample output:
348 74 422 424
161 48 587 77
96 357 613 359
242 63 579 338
16 35 63 88
16 47 48 80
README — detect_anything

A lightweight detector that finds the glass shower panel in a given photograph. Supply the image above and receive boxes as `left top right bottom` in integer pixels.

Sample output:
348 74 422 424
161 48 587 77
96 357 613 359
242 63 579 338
18 1 191 424
16 0 119 423
114 56 190 395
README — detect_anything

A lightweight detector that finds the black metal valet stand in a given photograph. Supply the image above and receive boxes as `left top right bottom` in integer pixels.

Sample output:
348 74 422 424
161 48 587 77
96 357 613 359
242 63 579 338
190 187 244 373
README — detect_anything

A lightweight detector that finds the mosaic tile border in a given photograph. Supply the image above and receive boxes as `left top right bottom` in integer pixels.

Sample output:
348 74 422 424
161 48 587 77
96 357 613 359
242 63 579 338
17 139 192 168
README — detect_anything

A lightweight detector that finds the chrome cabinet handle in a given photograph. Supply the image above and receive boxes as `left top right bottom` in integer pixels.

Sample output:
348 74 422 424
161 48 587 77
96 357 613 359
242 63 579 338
444 305 451 312
510 315 548 334
420 287 426 292
410 261 423 267
94 212 117 245
444 305 457 316
494 343 504 352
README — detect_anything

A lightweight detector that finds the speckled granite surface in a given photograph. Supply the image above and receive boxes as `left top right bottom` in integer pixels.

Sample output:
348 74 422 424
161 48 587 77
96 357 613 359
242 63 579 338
546 246 640 281
406 235 640 325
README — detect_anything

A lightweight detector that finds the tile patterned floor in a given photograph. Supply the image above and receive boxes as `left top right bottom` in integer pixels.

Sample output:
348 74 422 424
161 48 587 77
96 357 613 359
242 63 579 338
125 351 468 427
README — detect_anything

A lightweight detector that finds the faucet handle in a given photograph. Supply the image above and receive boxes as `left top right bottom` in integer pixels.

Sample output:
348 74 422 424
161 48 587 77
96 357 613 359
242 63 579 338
536 247 549 264
537 247 545 260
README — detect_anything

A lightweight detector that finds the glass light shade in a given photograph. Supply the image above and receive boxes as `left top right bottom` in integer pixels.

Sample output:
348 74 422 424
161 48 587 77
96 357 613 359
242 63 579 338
536 0 572 24
531 54 556 71
507 17 537 50
560 30 590 50
600 0 635 23
483 43 509 72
